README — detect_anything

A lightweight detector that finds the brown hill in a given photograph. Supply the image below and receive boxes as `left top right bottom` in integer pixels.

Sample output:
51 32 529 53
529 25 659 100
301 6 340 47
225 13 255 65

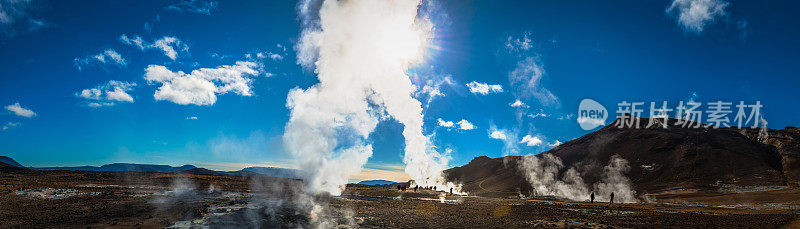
445 117 799 196
0 161 32 173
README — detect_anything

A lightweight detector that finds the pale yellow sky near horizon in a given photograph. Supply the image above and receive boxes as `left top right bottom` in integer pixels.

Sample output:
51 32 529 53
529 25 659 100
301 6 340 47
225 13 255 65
196 161 411 182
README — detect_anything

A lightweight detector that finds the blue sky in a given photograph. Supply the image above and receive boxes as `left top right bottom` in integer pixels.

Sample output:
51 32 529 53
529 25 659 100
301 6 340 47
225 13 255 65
1 0 799 181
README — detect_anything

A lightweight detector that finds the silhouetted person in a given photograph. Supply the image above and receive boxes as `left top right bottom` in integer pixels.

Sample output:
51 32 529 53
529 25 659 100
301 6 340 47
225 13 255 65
414 186 418 192
609 192 615 204
590 191 595 203
450 187 453 195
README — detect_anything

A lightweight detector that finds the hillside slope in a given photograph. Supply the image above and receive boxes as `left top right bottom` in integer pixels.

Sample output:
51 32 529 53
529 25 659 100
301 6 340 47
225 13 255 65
0 156 24 167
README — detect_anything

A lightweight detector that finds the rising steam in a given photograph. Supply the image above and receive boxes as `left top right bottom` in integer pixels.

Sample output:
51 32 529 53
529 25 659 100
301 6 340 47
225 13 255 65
519 153 637 203
287 0 458 196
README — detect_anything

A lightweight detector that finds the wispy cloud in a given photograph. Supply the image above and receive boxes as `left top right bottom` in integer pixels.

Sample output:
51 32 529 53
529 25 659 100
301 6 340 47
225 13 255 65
666 0 729 34
73 49 126 71
5 102 36 117
246 44 289 62
0 0 49 38
120 34 189 60
505 31 532 52
528 110 549 119
166 0 218 15
1 122 20 131
509 57 558 106
414 71 455 108
504 32 558 106
489 126 521 156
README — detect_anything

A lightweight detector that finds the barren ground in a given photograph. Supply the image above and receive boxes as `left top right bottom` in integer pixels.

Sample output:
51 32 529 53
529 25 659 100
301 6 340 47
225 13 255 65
1 170 799 228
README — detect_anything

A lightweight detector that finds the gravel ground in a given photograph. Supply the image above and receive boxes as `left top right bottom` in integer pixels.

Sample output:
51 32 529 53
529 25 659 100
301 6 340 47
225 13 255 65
1 170 798 228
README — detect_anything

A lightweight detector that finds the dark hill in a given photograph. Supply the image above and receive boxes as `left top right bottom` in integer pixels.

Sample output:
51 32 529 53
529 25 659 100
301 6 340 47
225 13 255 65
0 156 24 167
445 117 799 196
0 161 31 173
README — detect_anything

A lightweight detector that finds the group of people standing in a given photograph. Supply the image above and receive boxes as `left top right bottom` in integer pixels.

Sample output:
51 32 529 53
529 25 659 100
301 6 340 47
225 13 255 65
396 184 454 195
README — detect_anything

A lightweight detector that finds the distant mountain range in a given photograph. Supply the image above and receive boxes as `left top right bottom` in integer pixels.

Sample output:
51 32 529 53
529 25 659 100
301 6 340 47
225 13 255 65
0 157 303 180
35 163 198 173
241 167 304 179
356 180 397 185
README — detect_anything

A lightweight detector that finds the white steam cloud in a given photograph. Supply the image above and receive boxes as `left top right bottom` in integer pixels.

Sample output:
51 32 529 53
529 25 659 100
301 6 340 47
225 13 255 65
519 153 637 203
288 0 459 196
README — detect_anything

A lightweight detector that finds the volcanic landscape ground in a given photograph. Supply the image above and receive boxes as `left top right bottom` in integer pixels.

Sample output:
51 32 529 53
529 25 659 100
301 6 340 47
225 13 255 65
2 170 800 228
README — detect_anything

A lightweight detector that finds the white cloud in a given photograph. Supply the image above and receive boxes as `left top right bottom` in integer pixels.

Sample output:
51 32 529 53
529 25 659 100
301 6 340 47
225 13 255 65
548 140 562 147
437 118 475 130
73 49 127 71
666 0 729 34
186 116 198 120
144 61 261 106
489 130 507 140
120 34 188 60
166 0 218 15
510 99 528 108
509 57 558 105
5 102 35 117
76 80 136 107
436 118 454 128
456 119 475 130
465 81 503 95
520 134 543 147
577 116 606 127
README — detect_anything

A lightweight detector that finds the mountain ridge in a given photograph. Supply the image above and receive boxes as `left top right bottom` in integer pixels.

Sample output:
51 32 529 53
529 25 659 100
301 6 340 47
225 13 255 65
444 117 800 197
0 156 24 167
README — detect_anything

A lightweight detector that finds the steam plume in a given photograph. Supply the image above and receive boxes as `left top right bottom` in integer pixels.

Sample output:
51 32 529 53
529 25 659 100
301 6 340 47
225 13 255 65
288 0 458 196
519 153 637 203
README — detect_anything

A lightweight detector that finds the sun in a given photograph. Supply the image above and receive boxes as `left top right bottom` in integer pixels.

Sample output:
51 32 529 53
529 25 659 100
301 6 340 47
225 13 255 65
373 17 432 66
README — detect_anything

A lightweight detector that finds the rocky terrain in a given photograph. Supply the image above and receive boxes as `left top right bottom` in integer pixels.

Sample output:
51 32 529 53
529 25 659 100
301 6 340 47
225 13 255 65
1 168 799 228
